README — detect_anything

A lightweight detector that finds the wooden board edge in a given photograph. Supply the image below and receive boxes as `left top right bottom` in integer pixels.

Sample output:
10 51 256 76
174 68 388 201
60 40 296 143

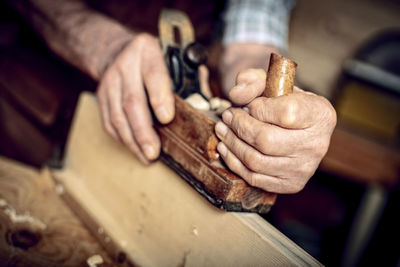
234 213 323 267
51 171 136 267
54 92 322 266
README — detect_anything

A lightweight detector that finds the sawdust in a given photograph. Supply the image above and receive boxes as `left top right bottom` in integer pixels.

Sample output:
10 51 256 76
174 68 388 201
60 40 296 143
86 254 104 267
0 198 47 230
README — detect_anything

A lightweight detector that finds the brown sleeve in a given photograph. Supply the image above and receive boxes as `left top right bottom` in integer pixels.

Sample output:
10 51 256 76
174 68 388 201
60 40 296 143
8 0 135 80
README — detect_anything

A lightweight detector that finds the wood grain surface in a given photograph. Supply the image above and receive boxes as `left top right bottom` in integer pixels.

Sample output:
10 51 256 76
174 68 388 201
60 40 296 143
158 95 276 212
0 156 114 267
53 92 321 267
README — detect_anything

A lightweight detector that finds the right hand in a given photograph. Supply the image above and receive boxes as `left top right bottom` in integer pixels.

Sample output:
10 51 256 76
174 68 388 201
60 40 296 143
97 33 175 164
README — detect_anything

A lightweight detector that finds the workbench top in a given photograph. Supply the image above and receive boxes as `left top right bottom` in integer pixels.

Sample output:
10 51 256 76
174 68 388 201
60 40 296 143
0 156 115 266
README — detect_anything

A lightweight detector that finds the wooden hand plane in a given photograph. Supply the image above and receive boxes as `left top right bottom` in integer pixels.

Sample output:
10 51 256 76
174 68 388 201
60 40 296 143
157 9 297 213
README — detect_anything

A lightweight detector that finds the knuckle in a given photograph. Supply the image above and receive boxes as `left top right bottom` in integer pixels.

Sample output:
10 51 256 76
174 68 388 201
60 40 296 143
247 173 258 187
144 58 160 75
289 182 305 194
135 33 156 46
225 132 239 153
293 161 316 190
312 138 330 159
231 112 247 136
113 61 126 75
255 126 272 152
281 99 298 127
279 178 305 194
244 152 265 173
133 127 150 144
299 161 316 178
122 93 141 112
318 96 337 129
110 114 125 129
248 98 268 120
326 102 337 128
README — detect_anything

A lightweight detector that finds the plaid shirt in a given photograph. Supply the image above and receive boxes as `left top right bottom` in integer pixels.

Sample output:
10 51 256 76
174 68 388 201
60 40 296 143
223 0 295 51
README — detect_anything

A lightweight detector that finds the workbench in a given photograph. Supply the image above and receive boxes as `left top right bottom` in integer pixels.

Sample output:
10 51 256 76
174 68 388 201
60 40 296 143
0 156 113 266
0 92 321 266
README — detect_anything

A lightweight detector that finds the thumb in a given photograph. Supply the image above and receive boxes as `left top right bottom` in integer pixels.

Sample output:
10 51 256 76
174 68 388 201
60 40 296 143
228 68 266 106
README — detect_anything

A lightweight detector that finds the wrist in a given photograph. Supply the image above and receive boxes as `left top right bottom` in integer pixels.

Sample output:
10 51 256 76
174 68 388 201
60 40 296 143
97 32 159 81
95 28 135 80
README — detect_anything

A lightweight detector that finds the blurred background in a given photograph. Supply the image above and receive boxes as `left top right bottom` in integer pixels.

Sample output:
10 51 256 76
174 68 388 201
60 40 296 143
0 0 399 266
267 0 400 266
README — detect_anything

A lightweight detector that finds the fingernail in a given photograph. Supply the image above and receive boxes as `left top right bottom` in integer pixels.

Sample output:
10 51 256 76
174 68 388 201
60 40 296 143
222 110 233 125
242 106 249 113
142 144 157 160
217 142 228 157
157 106 173 123
215 121 228 139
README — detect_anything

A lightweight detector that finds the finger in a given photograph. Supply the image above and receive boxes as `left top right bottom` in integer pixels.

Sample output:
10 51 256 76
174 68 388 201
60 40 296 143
96 81 121 142
106 70 149 164
215 121 292 177
247 91 328 129
217 142 297 193
141 40 175 124
228 68 266 106
199 65 212 99
120 58 161 161
222 108 307 156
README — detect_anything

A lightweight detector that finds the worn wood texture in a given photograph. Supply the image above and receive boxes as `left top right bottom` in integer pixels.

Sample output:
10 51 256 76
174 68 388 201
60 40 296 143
0 156 114 266
53 92 321 267
156 53 297 212
264 53 297 97
161 95 219 161
158 95 276 212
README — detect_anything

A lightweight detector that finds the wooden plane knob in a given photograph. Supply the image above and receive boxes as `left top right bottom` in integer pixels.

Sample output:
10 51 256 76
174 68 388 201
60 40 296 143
264 53 297 97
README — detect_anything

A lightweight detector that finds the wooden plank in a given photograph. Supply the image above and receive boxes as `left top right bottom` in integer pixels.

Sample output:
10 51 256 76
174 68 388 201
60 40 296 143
0 156 114 266
52 92 321 267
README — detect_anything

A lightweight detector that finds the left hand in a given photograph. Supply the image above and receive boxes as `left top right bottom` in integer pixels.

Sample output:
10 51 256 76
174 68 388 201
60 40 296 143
215 68 337 193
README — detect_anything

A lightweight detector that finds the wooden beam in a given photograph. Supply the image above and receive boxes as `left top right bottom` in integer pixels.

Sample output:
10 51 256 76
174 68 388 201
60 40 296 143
53 92 321 266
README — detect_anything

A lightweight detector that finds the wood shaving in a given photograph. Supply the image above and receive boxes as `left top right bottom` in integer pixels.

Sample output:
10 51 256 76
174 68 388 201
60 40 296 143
86 254 104 267
185 93 210 110
0 198 47 230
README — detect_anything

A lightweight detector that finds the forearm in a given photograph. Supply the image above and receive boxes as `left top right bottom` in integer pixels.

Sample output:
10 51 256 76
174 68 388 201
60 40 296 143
10 0 134 80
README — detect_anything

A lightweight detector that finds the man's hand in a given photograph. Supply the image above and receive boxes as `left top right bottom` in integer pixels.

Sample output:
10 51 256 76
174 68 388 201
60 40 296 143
97 33 175 164
215 69 337 193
